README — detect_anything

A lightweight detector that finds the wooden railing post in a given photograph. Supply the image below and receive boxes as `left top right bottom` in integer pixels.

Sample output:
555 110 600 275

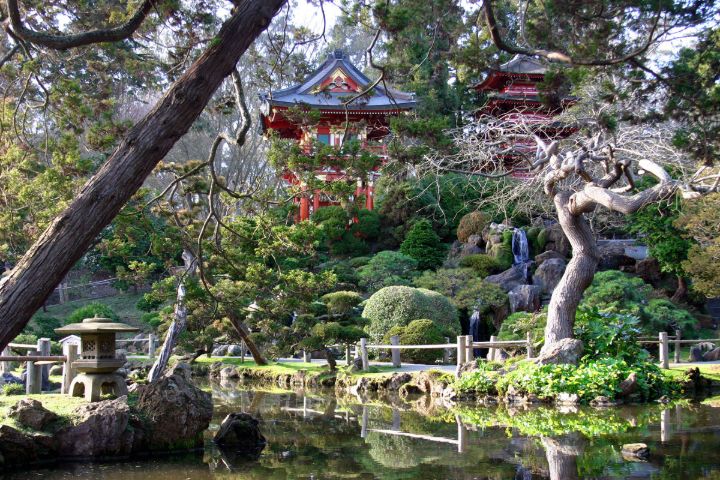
148 334 156 359
674 329 681 364
465 335 474 362
302 350 312 363
456 336 466 378
360 338 369 371
659 332 669 369
456 415 467 454
345 344 352 365
26 350 41 394
443 337 450 364
0 346 10 374
526 332 534 359
240 340 246 364
488 335 498 362
390 335 401 368
62 343 79 394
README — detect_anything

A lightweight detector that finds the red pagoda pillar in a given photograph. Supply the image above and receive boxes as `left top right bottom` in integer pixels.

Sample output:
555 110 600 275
313 189 321 212
300 195 310 221
365 181 373 210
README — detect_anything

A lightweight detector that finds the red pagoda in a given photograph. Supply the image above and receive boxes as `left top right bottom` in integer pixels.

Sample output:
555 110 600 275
260 50 416 220
473 55 575 177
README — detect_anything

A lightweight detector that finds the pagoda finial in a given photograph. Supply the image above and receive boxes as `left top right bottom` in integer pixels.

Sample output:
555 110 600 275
332 49 346 59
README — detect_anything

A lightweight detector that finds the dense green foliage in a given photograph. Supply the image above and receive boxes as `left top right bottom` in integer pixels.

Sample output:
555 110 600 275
400 219 446 270
357 251 419 293
457 254 500 278
66 303 120 325
382 319 445 364
677 192 720 297
362 286 459 342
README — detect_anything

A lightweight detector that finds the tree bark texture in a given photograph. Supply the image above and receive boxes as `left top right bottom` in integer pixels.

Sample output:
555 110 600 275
542 437 581 480
147 281 188 383
226 311 268 366
542 192 600 351
0 0 287 350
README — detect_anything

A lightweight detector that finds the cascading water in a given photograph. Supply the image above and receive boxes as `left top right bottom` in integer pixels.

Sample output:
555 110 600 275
512 228 531 281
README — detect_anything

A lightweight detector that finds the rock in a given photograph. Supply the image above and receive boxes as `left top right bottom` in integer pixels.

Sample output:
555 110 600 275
2 372 22 384
56 397 134 457
212 345 229 356
135 373 213 450
485 264 528 292
7 399 59 431
535 338 584 366
590 396 619 407
556 392 579 405
621 443 649 460
508 284 541 313
227 344 243 356
619 372 638 397
115 349 127 362
542 224 570 257
166 362 192 382
703 347 720 361
0 425 46 466
635 257 661 284
386 373 413 391
460 234 484 257
534 250 565 265
532 258 566 295
457 361 479 377
690 342 716 362
214 413 266 454
597 242 636 270
220 367 239 380
49 364 63 376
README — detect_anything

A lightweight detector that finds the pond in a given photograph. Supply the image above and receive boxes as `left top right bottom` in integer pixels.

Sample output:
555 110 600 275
5 385 720 479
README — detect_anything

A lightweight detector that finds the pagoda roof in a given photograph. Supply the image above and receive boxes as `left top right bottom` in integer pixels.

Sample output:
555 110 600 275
259 50 416 112
474 55 549 91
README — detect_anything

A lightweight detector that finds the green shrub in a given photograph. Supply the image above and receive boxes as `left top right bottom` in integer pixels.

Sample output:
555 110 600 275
348 256 371 268
141 311 163 329
66 302 119 325
487 231 513 270
457 211 489 243
311 206 348 242
453 280 508 314
350 209 381 240
137 294 163 312
331 231 370 256
28 315 62 339
458 254 500 278
643 298 697 338
320 260 360 286
382 319 445 364
400 219 447 270
12 333 38 346
2 384 24 396
497 310 547 345
362 286 459 342
574 309 649 362
358 251 418 293
321 291 363 315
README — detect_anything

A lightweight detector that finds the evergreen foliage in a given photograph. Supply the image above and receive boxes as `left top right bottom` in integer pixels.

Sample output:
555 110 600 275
66 303 120 325
400 219 446 270
357 251 419 293
382 319 445 364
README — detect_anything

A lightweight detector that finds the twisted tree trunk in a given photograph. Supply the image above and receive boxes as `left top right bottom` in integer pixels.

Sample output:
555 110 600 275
542 192 600 351
0 0 287 349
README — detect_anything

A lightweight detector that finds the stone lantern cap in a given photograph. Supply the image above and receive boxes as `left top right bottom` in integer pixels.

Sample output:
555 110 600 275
55 316 139 335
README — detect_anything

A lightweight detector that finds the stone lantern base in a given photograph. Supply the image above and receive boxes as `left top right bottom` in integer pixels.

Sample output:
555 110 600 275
69 373 128 402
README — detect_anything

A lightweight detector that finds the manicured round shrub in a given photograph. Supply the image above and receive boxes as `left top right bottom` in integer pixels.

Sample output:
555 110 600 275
457 211 489 243
66 302 119 325
321 291 363 315
384 319 444 364
362 286 458 342
458 254 500 278
400 219 446 270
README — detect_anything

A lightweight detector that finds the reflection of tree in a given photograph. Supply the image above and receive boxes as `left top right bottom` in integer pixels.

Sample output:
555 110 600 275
542 435 585 480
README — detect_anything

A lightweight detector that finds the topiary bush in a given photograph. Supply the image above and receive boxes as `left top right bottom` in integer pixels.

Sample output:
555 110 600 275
400 219 447 270
321 291 363 315
362 286 459 342
458 254 500 278
358 250 418 293
382 319 445 364
66 302 119 325
457 211 489 243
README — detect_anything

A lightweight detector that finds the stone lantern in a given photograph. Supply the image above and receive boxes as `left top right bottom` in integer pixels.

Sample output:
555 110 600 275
55 316 138 401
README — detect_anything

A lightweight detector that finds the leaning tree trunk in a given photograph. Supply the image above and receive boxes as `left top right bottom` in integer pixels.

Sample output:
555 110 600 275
671 275 688 303
542 192 600 351
0 0 287 350
226 311 268 365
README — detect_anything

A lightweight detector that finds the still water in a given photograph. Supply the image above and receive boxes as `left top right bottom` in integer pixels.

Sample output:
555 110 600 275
5 384 720 479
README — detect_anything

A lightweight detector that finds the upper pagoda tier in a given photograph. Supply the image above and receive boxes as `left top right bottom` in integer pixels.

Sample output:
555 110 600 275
260 50 416 140
474 55 574 117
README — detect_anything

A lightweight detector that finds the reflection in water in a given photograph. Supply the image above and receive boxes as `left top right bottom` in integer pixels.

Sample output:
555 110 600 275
5 386 720 480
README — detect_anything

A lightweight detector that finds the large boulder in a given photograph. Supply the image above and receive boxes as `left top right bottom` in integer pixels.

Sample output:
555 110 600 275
532 258 566 295
703 347 720 361
213 413 266 453
166 362 193 382
485 265 528 292
508 285 541 313
535 338 584 366
534 250 565 266
135 372 213 450
7 398 59 431
634 257 661 284
689 342 716 362
597 242 636 270
227 344 243 356
542 224 570 257
56 397 134 457
0 425 49 466
212 345 229 356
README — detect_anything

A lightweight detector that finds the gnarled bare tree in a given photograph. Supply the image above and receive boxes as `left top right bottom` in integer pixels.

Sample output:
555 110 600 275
422 106 720 354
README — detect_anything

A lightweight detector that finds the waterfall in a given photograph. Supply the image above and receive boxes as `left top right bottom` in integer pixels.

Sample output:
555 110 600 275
512 228 530 265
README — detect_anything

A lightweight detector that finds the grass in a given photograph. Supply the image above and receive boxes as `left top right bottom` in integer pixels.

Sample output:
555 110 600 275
194 355 396 377
669 363 720 382
0 393 86 431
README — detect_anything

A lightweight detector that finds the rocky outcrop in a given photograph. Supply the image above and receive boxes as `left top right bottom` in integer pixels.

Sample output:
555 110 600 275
136 371 213 451
485 265 528 292
634 257 661 284
534 250 565 265
56 397 134 457
532 258 566 295
542 224 570 257
597 242 636 270
213 413 266 454
7 399 59 431
508 285 541 313
535 339 584 366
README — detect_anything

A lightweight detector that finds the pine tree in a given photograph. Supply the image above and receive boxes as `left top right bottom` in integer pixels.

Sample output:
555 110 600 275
400 219 446 270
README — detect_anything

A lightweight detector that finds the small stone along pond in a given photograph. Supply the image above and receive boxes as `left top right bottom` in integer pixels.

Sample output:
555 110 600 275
6 382 720 480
